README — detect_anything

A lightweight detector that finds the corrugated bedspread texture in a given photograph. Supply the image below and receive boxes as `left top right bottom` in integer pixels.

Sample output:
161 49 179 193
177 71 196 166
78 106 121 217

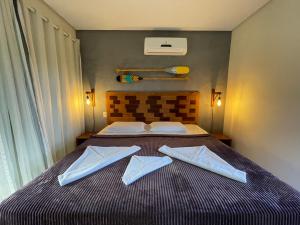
1 135 300 225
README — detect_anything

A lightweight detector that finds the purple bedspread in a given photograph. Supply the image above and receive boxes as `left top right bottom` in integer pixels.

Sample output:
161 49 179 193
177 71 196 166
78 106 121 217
0 135 300 225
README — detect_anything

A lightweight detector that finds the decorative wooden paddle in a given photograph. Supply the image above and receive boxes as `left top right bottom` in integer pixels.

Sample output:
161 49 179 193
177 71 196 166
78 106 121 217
116 66 190 75
116 74 189 84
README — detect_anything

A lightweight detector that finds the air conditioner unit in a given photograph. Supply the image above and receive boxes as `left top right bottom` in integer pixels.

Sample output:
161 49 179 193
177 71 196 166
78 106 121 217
144 37 187 56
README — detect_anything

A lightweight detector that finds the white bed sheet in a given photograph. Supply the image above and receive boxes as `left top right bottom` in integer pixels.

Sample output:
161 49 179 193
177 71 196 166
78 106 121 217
97 124 208 135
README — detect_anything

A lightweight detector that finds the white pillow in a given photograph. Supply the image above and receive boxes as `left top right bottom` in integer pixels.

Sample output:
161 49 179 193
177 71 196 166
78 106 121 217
104 122 146 133
149 122 187 133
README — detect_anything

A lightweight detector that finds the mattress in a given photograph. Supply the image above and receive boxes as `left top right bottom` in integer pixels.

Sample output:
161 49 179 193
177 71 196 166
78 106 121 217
0 135 300 225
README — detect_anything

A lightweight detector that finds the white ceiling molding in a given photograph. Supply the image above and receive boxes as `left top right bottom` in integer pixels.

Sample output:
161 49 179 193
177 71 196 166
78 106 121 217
44 0 271 31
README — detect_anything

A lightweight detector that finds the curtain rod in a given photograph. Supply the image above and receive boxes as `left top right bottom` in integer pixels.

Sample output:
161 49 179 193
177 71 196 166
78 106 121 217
27 6 77 42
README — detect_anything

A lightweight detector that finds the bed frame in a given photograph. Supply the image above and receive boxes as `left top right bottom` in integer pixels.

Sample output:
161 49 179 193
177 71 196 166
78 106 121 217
106 91 200 124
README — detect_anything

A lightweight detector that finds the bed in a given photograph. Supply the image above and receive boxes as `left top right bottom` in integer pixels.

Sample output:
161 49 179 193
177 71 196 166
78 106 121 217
0 91 300 225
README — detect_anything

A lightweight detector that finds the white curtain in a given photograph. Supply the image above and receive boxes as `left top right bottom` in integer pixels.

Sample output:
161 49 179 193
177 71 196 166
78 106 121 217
0 0 53 201
20 3 85 161
0 0 84 201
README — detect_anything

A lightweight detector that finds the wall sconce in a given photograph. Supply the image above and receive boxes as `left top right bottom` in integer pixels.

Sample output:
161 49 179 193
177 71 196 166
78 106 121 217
211 88 222 107
210 88 222 133
85 88 96 132
86 88 95 107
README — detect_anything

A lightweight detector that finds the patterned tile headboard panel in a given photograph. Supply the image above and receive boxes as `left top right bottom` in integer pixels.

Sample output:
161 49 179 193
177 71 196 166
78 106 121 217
106 91 200 124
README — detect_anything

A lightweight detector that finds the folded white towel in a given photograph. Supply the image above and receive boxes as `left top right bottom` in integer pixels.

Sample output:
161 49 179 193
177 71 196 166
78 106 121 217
122 155 172 185
58 145 141 186
159 145 247 183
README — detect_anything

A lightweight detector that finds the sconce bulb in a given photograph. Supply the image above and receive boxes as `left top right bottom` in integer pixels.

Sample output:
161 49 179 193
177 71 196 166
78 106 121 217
86 97 91 105
217 97 222 107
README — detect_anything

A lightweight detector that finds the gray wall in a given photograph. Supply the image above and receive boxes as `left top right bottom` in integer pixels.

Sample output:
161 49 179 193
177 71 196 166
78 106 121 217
224 0 300 191
77 31 231 132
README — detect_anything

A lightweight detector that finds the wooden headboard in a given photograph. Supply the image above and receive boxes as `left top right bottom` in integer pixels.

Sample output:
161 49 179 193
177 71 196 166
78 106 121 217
106 91 200 124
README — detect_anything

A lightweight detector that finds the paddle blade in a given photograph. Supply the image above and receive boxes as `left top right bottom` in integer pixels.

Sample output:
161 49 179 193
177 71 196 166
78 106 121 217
165 66 190 74
116 75 142 83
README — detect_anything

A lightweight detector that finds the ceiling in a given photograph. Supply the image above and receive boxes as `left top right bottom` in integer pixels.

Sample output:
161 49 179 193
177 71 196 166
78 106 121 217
44 0 271 31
